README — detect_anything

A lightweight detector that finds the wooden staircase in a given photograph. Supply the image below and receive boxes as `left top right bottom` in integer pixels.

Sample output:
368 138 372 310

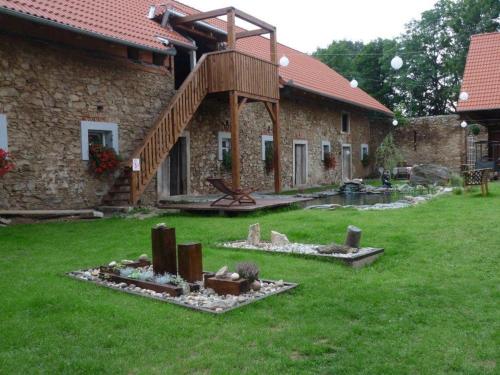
103 54 210 206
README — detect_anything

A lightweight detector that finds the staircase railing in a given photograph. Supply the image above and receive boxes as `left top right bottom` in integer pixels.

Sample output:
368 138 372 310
129 54 210 204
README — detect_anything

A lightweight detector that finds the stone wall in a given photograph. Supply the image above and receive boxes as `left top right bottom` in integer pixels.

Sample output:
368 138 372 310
0 32 174 209
392 115 488 172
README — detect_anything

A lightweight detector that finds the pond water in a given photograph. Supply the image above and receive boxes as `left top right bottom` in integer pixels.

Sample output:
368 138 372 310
301 191 422 208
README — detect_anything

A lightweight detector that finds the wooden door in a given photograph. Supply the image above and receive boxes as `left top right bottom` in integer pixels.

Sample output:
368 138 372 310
342 145 352 181
157 137 187 200
294 143 307 186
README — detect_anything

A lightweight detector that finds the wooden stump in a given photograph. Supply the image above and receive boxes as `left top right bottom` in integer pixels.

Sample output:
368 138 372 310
344 225 362 248
152 225 177 275
178 243 203 283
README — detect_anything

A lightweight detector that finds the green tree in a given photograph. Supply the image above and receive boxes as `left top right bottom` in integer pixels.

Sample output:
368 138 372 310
313 40 364 80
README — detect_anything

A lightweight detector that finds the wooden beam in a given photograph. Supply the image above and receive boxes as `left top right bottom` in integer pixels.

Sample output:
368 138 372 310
236 28 269 40
171 7 232 25
271 102 282 193
229 91 240 190
264 102 276 123
227 8 236 49
235 9 275 31
238 97 248 115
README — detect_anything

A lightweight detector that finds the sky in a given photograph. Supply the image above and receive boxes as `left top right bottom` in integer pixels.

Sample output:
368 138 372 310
182 0 438 53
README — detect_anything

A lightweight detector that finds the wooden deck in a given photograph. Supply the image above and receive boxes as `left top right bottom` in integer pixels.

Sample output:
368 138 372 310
158 197 312 213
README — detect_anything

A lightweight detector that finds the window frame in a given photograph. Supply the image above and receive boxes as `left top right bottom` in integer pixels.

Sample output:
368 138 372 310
261 135 274 161
81 121 119 161
361 144 369 159
341 112 350 134
321 140 331 161
217 131 231 161
0 114 7 151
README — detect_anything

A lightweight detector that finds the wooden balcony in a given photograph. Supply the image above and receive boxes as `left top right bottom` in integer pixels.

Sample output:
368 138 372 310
207 50 280 101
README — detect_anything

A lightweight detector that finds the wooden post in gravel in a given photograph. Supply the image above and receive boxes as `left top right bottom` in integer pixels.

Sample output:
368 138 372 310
344 225 362 248
151 224 177 275
178 243 203 283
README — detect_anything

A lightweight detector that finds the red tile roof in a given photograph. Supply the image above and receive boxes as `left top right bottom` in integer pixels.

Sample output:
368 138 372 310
458 32 500 112
0 0 392 115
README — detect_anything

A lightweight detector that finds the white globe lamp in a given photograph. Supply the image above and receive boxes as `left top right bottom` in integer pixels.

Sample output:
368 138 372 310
350 79 358 88
279 55 289 67
391 56 403 70
460 121 467 128
392 119 398 126
459 91 469 101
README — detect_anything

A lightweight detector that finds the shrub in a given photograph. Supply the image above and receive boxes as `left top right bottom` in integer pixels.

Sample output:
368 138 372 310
449 173 463 187
375 133 404 172
235 262 260 283
469 124 481 136
0 148 15 177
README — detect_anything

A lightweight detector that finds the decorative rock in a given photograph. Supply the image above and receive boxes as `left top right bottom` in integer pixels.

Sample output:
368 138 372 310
276 280 284 287
138 254 149 261
121 260 134 265
215 266 228 278
250 280 261 291
271 231 290 246
247 223 261 246
108 261 117 267
230 272 240 281
410 164 450 186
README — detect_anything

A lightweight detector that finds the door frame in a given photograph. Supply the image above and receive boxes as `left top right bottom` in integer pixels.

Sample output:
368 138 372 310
157 131 191 199
292 139 308 186
341 143 352 181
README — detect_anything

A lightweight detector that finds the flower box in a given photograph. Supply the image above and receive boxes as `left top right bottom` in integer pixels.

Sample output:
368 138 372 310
204 276 250 296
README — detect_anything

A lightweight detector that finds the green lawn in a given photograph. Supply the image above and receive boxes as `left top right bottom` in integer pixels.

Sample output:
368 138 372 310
1 184 499 374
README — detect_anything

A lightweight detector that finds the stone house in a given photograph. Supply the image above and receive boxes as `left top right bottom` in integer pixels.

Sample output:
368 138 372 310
457 32 500 173
0 0 393 210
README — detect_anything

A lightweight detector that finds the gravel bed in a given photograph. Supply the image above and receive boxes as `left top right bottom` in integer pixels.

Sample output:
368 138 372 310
67 268 297 314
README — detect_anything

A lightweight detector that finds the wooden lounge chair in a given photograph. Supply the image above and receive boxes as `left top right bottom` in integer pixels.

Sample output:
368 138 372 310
207 178 256 206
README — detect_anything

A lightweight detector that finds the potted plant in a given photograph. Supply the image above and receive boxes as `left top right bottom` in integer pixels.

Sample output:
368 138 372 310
469 124 481 136
361 154 370 167
88 144 120 175
264 142 274 173
0 148 14 177
323 151 336 170
222 149 232 172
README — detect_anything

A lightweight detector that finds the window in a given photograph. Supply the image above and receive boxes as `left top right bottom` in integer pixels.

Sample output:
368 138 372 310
341 112 350 133
153 53 166 66
261 135 274 160
321 141 331 161
361 144 369 159
81 121 119 160
0 114 7 151
218 131 231 160
127 47 140 61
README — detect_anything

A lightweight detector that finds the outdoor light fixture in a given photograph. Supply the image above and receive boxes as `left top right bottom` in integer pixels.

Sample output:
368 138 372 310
391 56 403 70
350 79 358 88
392 119 398 126
147 5 156 19
279 55 289 67
461 121 468 128
459 91 469 101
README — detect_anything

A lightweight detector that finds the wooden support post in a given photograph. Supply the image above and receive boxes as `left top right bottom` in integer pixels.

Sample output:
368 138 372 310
270 31 278 65
151 224 177 275
177 243 203 283
344 225 362 248
230 91 240 190
272 102 281 193
227 8 236 49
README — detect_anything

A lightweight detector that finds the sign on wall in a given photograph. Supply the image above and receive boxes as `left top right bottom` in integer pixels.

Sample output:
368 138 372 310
132 158 141 172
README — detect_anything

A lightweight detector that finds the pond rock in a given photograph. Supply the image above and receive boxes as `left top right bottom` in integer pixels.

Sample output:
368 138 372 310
410 164 450 186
